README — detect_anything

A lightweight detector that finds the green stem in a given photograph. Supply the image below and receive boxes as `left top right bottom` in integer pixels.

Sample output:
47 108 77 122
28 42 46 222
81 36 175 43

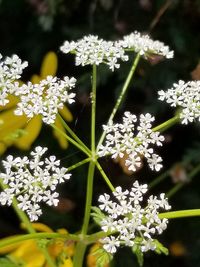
67 158 91 172
91 64 97 153
149 170 170 189
166 163 200 198
152 115 180 133
58 113 91 154
81 162 96 235
97 53 141 150
159 209 200 219
95 161 115 191
0 233 79 250
73 241 87 267
51 123 91 157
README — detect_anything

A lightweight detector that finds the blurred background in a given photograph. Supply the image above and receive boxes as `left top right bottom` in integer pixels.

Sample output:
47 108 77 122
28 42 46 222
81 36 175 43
0 0 200 266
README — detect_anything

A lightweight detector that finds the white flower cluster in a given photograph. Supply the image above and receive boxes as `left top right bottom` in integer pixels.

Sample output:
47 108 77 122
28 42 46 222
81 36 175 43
14 75 76 124
158 80 200 124
98 181 171 254
0 54 28 106
0 146 71 221
98 112 164 172
118 31 174 59
60 35 129 71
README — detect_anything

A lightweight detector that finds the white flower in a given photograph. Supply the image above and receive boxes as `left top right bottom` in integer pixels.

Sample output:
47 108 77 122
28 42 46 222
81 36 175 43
14 75 76 124
60 35 128 71
118 31 174 59
98 112 164 172
0 146 71 221
97 181 170 254
158 80 200 124
0 53 28 106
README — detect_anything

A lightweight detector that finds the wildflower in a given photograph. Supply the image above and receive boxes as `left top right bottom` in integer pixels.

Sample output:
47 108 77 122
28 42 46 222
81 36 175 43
118 31 174 59
98 111 165 172
0 53 28 106
97 181 171 254
0 52 74 154
60 35 129 71
14 75 76 124
0 146 71 221
158 80 200 124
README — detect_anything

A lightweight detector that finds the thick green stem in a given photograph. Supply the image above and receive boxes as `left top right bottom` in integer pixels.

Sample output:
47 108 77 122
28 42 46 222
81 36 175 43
58 113 91 154
81 162 96 235
51 123 91 157
73 65 97 267
73 241 87 267
159 209 200 219
97 53 141 150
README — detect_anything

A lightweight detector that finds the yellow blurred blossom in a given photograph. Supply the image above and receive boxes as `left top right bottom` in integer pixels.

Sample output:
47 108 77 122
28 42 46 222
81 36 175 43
0 223 74 267
0 52 73 154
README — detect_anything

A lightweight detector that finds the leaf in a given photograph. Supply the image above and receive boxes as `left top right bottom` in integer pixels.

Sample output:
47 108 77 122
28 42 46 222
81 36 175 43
92 247 113 267
91 206 107 226
0 257 24 267
132 242 144 267
153 239 169 255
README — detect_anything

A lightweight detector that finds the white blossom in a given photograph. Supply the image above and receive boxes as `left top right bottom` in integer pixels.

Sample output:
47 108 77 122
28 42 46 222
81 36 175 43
14 75 76 124
98 111 165 172
97 181 171 254
60 35 129 71
0 146 71 221
0 53 28 106
158 80 200 124
118 31 174 59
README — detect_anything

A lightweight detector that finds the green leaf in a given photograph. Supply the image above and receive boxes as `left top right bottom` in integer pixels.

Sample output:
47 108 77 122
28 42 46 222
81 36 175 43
91 206 107 226
92 247 113 267
0 257 24 267
132 242 144 267
153 239 169 255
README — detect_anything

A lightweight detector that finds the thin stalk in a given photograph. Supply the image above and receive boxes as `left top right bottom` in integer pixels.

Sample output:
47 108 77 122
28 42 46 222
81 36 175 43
159 209 200 219
67 158 91 172
81 162 96 235
95 161 115 191
166 163 200 198
97 53 141 150
73 241 87 267
51 123 91 157
149 170 170 189
152 115 180 133
0 233 79 250
58 113 91 154
91 64 97 153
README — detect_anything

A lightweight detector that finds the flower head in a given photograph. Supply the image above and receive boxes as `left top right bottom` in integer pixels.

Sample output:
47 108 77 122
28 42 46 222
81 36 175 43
118 31 174 59
0 146 71 221
14 75 76 124
98 112 165 172
0 54 28 106
60 35 128 71
158 80 200 124
97 181 171 254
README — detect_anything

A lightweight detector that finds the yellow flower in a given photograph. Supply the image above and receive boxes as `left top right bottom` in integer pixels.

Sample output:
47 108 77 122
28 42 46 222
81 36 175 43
0 52 73 154
0 223 74 267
